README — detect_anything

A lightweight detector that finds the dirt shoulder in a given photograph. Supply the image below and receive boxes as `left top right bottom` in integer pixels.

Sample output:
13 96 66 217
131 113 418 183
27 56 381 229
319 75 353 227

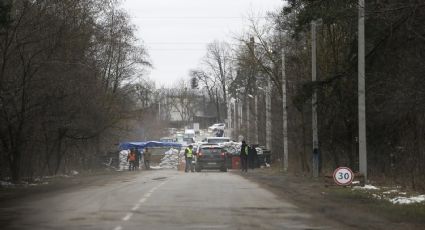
237 168 425 230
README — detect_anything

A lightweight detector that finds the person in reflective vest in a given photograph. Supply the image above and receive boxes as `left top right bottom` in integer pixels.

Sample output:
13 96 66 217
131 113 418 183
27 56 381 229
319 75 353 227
185 145 194 172
240 141 248 172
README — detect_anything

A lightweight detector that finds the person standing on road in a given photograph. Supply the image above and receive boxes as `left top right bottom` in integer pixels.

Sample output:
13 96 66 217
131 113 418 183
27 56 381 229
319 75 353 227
127 148 137 171
248 144 258 169
134 148 141 170
185 145 194 172
240 141 248 172
144 148 151 170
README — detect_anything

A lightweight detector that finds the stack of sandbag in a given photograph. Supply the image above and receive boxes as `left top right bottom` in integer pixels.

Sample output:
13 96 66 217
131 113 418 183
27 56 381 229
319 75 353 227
118 150 130 171
158 148 180 169
218 141 241 155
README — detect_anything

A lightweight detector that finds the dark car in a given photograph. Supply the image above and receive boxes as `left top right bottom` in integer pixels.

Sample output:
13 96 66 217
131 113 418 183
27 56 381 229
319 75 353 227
195 145 227 172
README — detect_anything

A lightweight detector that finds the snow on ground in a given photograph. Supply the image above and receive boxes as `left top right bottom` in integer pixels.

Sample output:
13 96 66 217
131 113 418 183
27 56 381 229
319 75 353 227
389 195 425 205
352 184 380 190
0 180 13 187
351 184 425 205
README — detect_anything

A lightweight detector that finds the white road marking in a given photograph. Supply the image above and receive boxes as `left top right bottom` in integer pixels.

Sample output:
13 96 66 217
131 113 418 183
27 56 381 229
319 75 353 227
114 180 169 229
122 213 133 221
132 203 141 211
144 192 152 198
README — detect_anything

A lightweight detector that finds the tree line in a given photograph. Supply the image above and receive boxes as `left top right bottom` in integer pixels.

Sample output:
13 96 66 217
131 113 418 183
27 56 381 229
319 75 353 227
2 0 424 191
0 0 151 183
177 0 425 190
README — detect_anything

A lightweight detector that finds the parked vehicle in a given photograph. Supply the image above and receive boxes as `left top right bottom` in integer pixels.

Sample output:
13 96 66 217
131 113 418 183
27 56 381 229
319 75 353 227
184 129 195 138
183 137 195 144
195 144 227 172
160 137 176 143
206 137 230 144
208 123 225 132
256 146 271 167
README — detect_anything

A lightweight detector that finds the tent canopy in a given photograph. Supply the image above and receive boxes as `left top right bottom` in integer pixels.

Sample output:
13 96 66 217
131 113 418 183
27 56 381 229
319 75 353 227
119 141 182 151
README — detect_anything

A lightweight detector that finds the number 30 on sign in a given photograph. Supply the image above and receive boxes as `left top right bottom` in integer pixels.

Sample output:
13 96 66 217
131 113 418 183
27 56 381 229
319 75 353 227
333 167 354 186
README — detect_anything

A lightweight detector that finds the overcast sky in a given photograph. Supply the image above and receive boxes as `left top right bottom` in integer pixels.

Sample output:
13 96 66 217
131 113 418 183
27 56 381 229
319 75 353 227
122 0 283 87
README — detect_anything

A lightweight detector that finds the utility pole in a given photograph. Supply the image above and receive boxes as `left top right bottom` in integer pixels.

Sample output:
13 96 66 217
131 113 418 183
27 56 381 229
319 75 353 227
281 48 288 172
239 98 243 138
246 96 250 142
266 79 272 152
358 0 367 181
158 101 161 121
227 98 232 137
233 99 237 137
311 21 319 178
254 93 258 144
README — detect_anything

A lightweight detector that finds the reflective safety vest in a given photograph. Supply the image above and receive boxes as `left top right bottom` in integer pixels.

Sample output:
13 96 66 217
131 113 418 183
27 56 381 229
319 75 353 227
128 152 136 161
245 146 249 155
186 148 193 158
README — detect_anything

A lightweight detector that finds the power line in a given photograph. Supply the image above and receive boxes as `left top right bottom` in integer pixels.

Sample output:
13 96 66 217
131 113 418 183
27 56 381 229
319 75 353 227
133 16 270 20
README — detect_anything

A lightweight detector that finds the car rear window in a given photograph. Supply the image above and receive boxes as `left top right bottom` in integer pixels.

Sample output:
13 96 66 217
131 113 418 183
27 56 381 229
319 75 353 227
201 148 222 155
207 138 230 144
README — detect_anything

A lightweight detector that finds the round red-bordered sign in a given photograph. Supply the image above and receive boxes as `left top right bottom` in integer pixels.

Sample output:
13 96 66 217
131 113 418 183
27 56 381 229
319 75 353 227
333 167 354 186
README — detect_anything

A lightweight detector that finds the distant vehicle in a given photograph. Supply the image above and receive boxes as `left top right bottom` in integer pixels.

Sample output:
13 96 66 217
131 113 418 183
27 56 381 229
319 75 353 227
193 123 200 134
206 137 230 144
167 128 177 135
160 137 176 142
195 144 227 172
208 123 225 132
183 137 195 144
184 129 195 138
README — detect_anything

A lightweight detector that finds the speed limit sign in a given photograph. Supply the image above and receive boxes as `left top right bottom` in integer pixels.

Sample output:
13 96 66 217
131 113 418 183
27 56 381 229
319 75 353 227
333 167 354 186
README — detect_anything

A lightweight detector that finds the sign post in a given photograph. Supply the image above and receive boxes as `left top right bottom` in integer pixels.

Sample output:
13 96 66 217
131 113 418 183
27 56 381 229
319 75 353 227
333 167 354 186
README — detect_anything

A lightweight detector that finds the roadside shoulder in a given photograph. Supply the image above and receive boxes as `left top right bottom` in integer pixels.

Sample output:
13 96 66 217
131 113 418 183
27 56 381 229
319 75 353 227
234 168 425 230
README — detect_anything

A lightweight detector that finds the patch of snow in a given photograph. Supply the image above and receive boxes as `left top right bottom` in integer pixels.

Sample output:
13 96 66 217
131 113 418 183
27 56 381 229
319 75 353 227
389 195 425 205
70 170 79 176
352 181 360 185
352 184 380 190
150 166 162 170
372 194 382 199
0 180 13 187
383 189 399 194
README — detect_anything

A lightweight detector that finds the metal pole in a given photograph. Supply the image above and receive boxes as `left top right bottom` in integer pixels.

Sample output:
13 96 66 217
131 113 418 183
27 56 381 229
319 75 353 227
239 99 243 138
254 94 258 144
266 79 272 152
282 48 288 172
234 99 237 137
311 21 319 178
227 99 232 137
246 97 250 142
158 101 161 121
358 0 367 181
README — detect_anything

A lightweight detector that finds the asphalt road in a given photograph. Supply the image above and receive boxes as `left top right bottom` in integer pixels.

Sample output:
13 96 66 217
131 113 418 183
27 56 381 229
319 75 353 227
3 170 332 230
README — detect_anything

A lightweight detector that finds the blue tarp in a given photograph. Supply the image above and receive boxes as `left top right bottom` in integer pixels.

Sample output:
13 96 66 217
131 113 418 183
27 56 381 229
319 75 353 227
119 141 182 151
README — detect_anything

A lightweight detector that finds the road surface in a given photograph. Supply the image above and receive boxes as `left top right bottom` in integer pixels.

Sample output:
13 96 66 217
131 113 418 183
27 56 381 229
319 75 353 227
2 170 331 230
